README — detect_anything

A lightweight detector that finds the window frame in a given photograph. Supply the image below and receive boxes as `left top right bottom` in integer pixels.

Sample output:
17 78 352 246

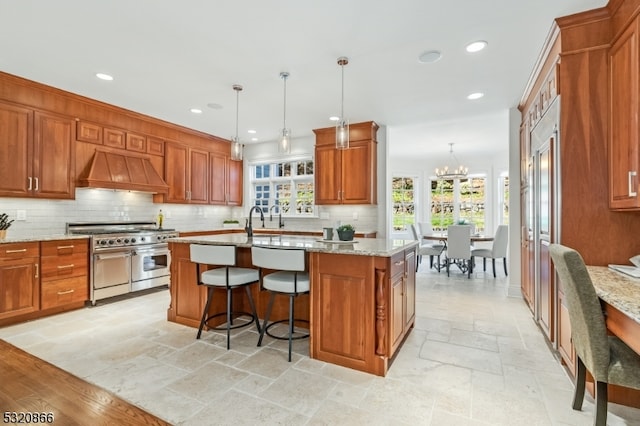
248 156 316 217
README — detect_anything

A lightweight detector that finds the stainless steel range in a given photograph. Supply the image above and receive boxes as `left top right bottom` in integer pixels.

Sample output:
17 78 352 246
66 221 178 305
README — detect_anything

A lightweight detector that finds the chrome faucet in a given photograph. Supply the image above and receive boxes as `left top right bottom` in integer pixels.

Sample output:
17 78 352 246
269 205 285 229
245 206 265 237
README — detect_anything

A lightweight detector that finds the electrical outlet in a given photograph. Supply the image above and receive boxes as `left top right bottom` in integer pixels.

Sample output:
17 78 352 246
16 210 26 221
352 212 359 220
320 212 330 220
165 210 172 219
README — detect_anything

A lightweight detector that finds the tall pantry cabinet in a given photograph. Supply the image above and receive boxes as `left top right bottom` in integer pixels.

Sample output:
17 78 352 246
520 0 640 382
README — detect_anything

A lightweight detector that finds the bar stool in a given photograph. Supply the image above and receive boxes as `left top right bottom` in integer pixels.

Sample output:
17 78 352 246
251 246 310 362
190 244 260 350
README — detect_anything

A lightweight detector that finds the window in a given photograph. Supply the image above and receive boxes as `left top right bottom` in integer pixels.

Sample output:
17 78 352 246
392 177 415 231
430 176 486 232
250 159 315 216
500 174 509 225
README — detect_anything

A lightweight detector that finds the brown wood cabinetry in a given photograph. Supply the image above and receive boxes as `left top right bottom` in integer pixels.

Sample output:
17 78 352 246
389 249 416 355
0 242 40 321
104 127 126 149
313 121 378 205
40 239 88 310
0 104 75 199
164 143 242 205
209 152 243 205
609 16 640 210
163 143 208 204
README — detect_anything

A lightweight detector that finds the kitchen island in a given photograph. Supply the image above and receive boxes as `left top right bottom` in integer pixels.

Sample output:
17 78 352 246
168 233 418 376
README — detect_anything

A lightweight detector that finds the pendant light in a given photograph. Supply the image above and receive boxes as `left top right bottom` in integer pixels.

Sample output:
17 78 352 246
230 84 243 161
336 56 349 149
278 72 291 154
435 143 468 179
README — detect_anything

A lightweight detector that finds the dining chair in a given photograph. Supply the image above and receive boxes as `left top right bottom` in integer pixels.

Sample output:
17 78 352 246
445 225 473 278
251 245 310 362
471 224 508 277
410 224 444 271
549 244 640 426
189 244 261 350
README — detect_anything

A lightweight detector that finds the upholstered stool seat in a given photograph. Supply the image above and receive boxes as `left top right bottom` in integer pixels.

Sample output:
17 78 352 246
251 246 310 362
190 244 260 350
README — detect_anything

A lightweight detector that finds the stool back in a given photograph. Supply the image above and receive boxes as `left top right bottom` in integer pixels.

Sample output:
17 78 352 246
251 246 305 271
190 244 236 266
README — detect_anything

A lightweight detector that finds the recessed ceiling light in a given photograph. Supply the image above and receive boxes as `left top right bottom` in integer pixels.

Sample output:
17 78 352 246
251 137 258 142
418 50 442 64
467 92 484 100
466 41 488 53
329 116 340 121
207 103 223 110
95 73 113 81
190 108 202 114
247 129 256 134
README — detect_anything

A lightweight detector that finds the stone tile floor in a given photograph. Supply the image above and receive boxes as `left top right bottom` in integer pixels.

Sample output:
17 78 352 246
2 266 640 425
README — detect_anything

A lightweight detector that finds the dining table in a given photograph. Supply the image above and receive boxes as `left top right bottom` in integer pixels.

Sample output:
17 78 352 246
421 233 494 274
423 233 494 244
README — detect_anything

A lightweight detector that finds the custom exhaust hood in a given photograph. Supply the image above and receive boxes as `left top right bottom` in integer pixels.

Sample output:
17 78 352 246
78 149 169 193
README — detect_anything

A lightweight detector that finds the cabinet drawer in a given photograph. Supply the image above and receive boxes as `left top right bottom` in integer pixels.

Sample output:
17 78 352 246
76 121 103 144
0 242 39 260
41 252 88 280
390 252 405 277
41 275 88 309
147 137 164 155
126 132 146 153
40 240 88 257
104 127 126 149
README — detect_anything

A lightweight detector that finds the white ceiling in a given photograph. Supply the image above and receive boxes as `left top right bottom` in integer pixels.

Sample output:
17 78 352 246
0 0 606 162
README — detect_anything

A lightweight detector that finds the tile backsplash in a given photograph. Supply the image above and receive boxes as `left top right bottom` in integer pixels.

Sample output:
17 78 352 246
0 189 379 238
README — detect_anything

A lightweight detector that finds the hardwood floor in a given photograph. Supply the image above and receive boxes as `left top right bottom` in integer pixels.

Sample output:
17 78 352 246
0 339 170 426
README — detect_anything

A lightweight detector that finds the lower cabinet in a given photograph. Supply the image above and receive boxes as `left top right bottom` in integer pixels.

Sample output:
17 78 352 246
0 242 40 321
0 239 89 326
389 248 416 355
40 239 89 310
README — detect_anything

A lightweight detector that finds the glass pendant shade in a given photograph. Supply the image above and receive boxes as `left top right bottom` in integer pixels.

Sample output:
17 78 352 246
336 56 349 150
278 128 291 153
230 84 243 161
336 119 349 149
231 137 243 161
278 72 291 154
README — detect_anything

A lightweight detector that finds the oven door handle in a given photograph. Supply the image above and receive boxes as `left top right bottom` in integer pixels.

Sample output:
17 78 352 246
132 248 170 256
95 252 132 260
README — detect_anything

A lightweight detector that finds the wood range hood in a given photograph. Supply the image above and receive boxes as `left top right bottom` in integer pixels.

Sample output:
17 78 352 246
78 149 169 193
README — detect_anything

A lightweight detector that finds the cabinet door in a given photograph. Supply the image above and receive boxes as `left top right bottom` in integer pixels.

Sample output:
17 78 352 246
164 143 188 202
609 18 640 209
126 132 146 153
208 152 227 204
189 148 209 204
314 144 341 204
0 103 32 197
33 112 75 199
390 273 404 352
0 258 39 320
404 249 416 329
76 121 102 144
104 128 126 149
342 140 374 204
227 158 243 206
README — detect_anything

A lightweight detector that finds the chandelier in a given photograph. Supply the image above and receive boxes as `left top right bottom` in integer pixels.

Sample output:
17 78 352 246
230 84 243 161
435 143 468 179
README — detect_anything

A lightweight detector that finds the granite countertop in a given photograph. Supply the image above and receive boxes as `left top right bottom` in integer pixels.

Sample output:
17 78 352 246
587 265 640 324
0 234 90 244
170 233 417 257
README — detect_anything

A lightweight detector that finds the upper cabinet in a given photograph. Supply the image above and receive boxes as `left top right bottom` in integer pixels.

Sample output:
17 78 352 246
162 143 242 205
313 121 378 205
609 16 640 210
0 103 74 199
